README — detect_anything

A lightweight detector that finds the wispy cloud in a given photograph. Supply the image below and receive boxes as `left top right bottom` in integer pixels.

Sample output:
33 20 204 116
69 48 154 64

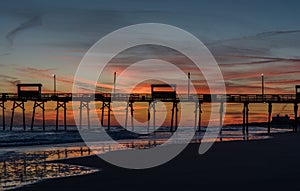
0 74 21 88
208 29 300 46
6 16 42 47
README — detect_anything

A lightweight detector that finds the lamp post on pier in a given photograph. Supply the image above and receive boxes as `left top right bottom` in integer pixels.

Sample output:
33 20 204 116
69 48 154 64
188 72 191 99
261 73 264 101
53 74 56 96
113 72 116 95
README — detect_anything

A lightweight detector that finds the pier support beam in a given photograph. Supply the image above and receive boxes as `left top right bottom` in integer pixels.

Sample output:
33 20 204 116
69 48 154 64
175 102 178 131
153 102 156 131
194 101 202 132
0 100 5 130
243 104 245 135
56 101 67 131
294 103 298 132
10 101 26 130
170 101 178 132
246 103 249 135
194 102 198 132
100 101 111 131
130 102 134 131
148 101 156 133
170 102 174 132
101 102 104 127
108 102 111 131
219 102 224 141
79 101 90 129
31 101 45 130
198 102 202 132
147 102 151 132
125 101 134 131
267 102 272 134
242 102 249 136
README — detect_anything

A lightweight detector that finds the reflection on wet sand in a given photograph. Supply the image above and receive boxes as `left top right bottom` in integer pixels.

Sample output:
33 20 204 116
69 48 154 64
0 151 98 190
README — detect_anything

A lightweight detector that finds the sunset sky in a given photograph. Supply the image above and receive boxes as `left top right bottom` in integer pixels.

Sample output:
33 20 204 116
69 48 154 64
0 0 300 126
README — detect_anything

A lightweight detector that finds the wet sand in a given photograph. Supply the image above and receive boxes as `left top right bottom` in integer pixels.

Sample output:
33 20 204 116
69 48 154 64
14 132 300 190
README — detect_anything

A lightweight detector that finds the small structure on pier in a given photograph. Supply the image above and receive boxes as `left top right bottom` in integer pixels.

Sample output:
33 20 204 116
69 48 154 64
11 84 44 130
17 83 42 99
151 84 176 100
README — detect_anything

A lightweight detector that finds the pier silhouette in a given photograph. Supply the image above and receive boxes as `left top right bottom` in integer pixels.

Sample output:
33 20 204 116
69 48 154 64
0 84 299 136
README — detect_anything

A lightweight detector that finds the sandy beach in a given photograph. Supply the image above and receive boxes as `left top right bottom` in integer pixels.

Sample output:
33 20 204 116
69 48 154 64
11 132 300 191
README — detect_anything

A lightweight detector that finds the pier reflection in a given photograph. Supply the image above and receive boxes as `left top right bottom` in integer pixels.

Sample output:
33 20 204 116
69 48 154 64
0 141 161 190
0 149 99 190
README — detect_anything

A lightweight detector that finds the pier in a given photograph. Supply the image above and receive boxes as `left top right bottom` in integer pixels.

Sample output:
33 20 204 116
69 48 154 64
0 84 299 136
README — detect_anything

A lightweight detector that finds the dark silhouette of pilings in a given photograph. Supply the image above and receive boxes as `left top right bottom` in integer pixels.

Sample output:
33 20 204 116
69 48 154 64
170 101 179 132
196 102 202 132
242 102 249 137
0 100 5 130
147 101 156 132
294 103 298 132
125 101 134 131
10 100 26 130
79 100 90 129
267 102 272 134
219 102 224 141
100 100 111 130
1 92 299 135
31 101 45 130
56 101 67 130
199 105 202 131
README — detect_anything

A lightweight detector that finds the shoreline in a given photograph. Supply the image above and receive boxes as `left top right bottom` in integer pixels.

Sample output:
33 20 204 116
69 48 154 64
0 125 290 149
12 131 300 190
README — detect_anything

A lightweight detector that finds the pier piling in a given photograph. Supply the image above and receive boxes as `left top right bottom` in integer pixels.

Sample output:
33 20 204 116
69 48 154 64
56 101 67 130
31 101 45 130
170 102 179 132
219 102 224 141
100 101 111 130
193 101 202 132
294 103 298 132
267 103 272 134
0 100 5 130
79 100 90 129
10 101 26 130
242 102 249 137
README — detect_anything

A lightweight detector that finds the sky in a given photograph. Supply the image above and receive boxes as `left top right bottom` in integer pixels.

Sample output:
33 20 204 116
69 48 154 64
0 0 300 126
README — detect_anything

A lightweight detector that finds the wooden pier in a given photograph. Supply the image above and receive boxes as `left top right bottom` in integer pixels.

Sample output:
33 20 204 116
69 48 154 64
0 92 298 134
0 84 299 135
